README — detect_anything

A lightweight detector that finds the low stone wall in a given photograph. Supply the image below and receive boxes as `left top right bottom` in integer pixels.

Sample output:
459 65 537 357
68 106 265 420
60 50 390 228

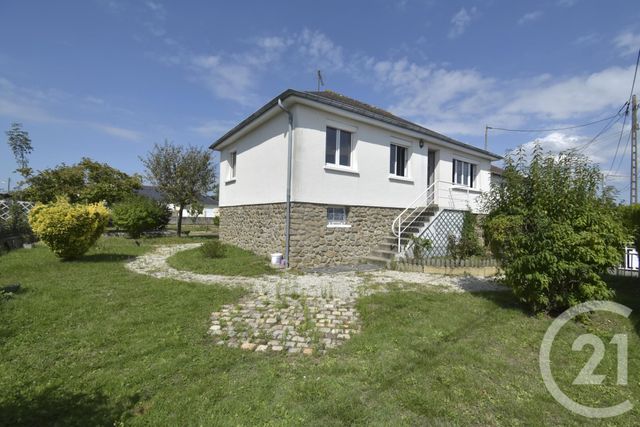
219 202 401 268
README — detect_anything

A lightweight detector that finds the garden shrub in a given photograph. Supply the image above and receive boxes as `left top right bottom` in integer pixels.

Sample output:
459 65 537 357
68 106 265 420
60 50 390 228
111 196 171 238
618 203 640 249
447 211 483 260
213 216 220 226
410 235 432 260
482 144 626 314
200 240 225 259
28 198 110 260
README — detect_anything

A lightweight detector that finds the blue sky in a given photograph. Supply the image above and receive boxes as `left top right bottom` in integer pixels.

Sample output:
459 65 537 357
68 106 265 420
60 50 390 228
1 0 639 199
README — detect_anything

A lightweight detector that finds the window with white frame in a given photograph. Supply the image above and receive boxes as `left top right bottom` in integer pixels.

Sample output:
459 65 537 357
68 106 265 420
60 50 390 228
229 151 237 179
325 126 352 167
390 144 408 177
327 206 347 226
452 159 476 187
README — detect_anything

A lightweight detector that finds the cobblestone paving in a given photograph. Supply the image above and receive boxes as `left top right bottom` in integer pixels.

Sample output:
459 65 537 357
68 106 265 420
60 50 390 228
127 244 506 355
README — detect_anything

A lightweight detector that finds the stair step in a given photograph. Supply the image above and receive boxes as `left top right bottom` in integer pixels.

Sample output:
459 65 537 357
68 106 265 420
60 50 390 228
362 255 392 266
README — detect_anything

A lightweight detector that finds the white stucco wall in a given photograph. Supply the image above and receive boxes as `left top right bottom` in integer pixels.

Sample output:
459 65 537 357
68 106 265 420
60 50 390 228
218 112 289 207
216 99 495 212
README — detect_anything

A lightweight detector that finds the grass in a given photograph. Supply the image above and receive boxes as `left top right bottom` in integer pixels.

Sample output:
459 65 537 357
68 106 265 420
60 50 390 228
0 238 638 425
166 243 275 276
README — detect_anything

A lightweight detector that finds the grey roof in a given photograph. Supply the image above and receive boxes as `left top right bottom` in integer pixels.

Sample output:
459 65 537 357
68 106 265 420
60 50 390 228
210 89 502 159
136 185 218 206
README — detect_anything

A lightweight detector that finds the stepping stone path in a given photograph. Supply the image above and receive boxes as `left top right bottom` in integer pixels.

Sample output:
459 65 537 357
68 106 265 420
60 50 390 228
127 243 506 356
209 294 359 354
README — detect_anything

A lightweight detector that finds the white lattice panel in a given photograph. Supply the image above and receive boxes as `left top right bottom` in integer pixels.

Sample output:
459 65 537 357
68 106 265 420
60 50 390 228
0 200 34 221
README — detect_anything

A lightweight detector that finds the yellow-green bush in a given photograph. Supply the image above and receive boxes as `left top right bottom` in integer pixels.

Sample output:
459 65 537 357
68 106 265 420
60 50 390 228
29 198 110 260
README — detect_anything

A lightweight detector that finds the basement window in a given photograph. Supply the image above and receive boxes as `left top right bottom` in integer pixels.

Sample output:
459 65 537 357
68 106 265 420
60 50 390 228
327 206 348 227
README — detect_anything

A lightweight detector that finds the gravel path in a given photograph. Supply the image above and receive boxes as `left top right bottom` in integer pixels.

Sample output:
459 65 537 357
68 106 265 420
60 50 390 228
126 244 506 355
126 243 506 299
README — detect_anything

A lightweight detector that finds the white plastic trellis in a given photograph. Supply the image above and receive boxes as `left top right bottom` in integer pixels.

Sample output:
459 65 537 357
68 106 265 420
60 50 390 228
0 200 34 221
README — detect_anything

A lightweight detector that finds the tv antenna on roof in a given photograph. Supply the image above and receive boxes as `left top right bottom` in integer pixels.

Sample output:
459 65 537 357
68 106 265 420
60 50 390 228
316 70 324 92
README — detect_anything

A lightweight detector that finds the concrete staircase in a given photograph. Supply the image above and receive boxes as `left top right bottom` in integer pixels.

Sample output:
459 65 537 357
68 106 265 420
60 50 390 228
364 206 438 265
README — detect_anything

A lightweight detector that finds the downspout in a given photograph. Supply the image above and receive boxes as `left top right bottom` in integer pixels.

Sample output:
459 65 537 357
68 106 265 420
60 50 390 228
277 99 293 267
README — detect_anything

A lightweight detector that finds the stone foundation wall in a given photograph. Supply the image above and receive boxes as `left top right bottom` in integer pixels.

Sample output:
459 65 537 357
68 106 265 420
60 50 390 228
219 204 286 258
289 203 401 267
220 202 401 268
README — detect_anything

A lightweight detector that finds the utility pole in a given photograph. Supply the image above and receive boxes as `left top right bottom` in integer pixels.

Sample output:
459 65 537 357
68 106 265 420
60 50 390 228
484 126 490 151
316 70 324 92
631 94 638 205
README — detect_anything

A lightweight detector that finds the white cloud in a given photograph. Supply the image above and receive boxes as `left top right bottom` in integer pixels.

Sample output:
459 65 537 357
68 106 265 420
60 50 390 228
613 31 640 57
93 124 142 141
0 76 144 142
189 119 237 138
298 29 344 70
557 0 579 7
448 7 477 39
518 11 542 25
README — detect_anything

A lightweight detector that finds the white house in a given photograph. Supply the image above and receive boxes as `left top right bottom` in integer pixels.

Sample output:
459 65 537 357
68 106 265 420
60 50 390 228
211 90 501 267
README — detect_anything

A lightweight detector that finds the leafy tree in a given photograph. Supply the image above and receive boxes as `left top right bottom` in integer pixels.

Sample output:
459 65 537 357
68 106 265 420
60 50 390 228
19 158 142 205
482 144 626 314
618 204 640 249
141 141 216 237
188 201 204 224
111 196 171 238
447 211 484 260
5 122 34 178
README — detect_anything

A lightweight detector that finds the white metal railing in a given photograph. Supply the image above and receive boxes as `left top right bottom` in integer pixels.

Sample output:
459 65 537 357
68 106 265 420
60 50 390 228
391 181 485 254
391 181 437 253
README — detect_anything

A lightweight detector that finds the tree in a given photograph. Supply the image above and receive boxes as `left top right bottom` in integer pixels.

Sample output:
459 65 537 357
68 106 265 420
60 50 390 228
111 196 171 238
141 141 216 237
482 144 626 314
188 200 204 225
19 158 142 205
618 204 640 249
5 122 34 178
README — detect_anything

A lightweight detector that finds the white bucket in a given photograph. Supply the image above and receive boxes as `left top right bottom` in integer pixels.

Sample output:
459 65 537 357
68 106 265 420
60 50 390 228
270 253 283 265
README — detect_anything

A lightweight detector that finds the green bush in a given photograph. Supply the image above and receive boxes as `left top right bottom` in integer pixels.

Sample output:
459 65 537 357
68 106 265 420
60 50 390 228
111 196 171 238
410 236 432 260
213 216 220 226
447 212 483 260
482 144 626 314
618 204 640 249
28 198 110 260
200 240 225 259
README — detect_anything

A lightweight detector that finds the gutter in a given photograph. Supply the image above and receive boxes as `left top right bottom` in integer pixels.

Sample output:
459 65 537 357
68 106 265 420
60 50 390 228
277 99 293 267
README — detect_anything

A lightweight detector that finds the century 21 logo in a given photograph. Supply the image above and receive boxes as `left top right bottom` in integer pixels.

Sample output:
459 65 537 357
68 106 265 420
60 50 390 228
539 301 633 419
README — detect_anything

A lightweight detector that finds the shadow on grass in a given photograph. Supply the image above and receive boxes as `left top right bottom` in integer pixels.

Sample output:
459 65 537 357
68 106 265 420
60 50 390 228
0 387 137 427
73 254 135 263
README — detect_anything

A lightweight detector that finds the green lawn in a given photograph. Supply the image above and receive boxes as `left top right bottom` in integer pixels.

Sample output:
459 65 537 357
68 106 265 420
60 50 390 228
1 238 639 425
166 244 275 276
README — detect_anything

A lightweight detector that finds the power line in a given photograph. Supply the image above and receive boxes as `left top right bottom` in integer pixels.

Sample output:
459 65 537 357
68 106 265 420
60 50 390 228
486 113 622 133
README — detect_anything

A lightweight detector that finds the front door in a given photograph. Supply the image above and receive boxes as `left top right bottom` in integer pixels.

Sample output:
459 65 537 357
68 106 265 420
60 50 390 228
427 149 436 186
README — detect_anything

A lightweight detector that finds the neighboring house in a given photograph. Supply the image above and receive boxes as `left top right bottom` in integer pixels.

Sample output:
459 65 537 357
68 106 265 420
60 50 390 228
490 165 504 186
211 89 501 267
136 185 219 223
